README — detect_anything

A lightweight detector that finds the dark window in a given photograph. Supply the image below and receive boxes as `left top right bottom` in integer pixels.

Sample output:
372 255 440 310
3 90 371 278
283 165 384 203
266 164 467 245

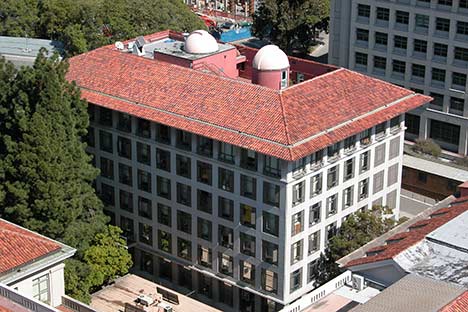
99 130 113 153
218 197 234 221
392 60 406 73
218 168 234 192
263 212 279 237
138 196 152 219
457 21 468 35
396 11 409 24
176 183 192 207
139 223 152 246
414 39 427 53
136 118 151 138
156 148 171 172
157 176 171 199
197 218 212 241
219 225 233 249
357 4 370 17
240 149 258 171
101 183 115 206
405 113 420 135
100 157 114 179
450 97 464 114
240 175 257 200
118 163 132 186
430 120 460 145
155 123 171 145
412 64 426 78
418 172 428 183
137 142 151 165
374 56 387 69
157 203 171 227
197 136 213 158
394 35 407 49
436 17 450 32
455 47 468 61
119 190 133 212
177 210 192 234
240 233 256 257
434 43 448 57
197 189 212 214
177 238 192 261
263 182 280 207
86 127 95 147
376 7 389 21
197 161 212 185
356 28 369 41
99 107 113 127
176 130 192 151
415 14 429 28
117 136 132 159
117 113 132 132
452 72 467 87
176 155 191 179
460 0 468 8
355 52 368 65
218 142 235 163
137 169 151 192
375 32 388 45
432 68 446 82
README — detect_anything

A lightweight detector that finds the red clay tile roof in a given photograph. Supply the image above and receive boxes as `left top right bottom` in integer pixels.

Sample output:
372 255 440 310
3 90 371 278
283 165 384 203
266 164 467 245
439 291 468 312
0 219 61 275
345 201 468 268
66 32 430 161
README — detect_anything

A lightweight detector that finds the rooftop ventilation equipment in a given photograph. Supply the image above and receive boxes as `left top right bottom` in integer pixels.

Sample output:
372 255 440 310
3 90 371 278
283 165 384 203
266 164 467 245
351 274 366 291
135 36 147 53
114 41 124 51
135 294 154 307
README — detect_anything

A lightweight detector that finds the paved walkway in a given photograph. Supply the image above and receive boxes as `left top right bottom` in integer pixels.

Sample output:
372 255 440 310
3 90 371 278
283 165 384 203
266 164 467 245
400 189 437 219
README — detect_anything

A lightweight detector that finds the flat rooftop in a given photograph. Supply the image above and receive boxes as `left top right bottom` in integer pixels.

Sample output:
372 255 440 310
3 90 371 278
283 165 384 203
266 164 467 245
147 37 234 61
90 274 221 312
0 36 63 67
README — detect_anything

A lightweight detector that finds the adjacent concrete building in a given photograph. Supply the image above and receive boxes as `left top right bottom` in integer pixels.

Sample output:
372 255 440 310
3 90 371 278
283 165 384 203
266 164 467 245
66 29 429 311
330 0 468 155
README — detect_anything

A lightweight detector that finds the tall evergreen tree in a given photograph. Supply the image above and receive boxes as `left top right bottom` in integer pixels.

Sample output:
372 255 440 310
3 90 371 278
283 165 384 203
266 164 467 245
0 53 132 303
253 0 330 54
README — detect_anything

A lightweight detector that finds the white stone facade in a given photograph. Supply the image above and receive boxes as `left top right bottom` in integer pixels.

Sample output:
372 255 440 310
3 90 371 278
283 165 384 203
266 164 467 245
330 0 468 155
88 105 404 311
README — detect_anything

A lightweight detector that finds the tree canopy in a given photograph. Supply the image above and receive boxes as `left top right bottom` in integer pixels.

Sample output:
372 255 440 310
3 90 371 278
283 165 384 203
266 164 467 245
328 206 396 261
0 0 206 55
252 0 330 55
0 53 132 303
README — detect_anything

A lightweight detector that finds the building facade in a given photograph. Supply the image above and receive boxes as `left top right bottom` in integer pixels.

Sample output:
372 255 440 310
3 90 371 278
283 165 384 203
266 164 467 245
68 30 429 312
330 0 468 155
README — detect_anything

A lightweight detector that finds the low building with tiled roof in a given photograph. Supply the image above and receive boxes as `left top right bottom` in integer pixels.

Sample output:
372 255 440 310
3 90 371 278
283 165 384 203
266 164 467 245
440 291 468 312
0 219 75 310
343 198 468 288
65 29 431 311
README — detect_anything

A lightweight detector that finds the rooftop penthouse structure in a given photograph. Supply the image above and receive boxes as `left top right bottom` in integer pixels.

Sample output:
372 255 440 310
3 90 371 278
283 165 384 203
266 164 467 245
66 29 430 312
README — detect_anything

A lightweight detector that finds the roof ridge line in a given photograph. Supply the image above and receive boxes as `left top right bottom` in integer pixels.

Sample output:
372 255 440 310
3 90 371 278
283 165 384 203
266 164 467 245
281 67 344 93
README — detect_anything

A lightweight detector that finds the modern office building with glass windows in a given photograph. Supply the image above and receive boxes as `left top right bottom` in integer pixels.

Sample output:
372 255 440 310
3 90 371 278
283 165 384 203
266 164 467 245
330 0 468 155
67 30 429 312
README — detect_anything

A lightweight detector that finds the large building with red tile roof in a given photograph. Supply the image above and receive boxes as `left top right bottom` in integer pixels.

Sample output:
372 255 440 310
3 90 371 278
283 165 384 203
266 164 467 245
65 29 430 311
0 219 75 311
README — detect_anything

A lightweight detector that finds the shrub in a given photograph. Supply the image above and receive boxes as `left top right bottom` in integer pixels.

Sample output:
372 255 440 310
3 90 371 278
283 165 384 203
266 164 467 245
455 157 468 168
412 139 441 157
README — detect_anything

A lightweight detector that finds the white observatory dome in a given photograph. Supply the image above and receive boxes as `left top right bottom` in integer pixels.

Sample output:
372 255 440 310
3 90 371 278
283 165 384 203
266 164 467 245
252 45 290 71
184 30 219 54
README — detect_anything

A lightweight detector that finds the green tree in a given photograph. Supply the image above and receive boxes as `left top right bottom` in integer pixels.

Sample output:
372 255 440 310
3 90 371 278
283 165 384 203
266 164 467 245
314 248 341 288
328 205 396 261
0 53 132 303
253 0 330 54
0 0 206 56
